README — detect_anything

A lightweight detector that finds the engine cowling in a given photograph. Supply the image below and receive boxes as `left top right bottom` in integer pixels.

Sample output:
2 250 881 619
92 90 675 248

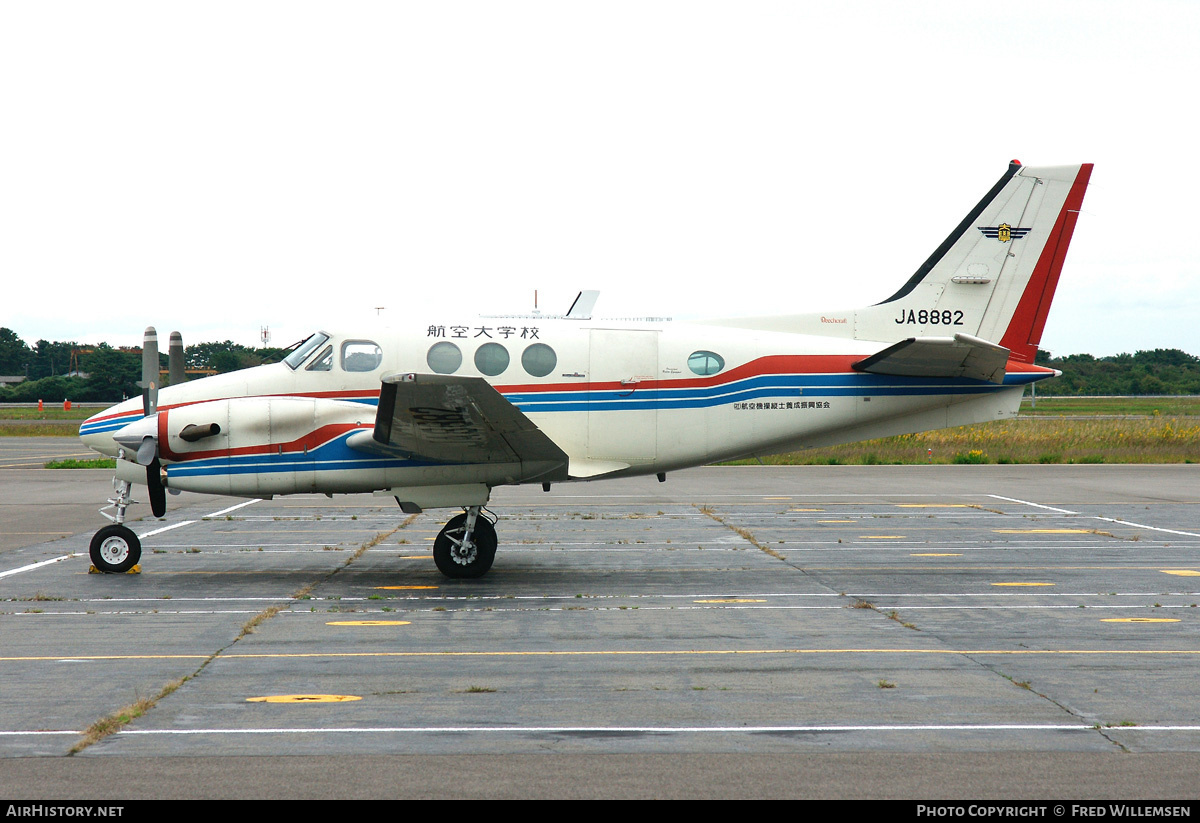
158 396 373 496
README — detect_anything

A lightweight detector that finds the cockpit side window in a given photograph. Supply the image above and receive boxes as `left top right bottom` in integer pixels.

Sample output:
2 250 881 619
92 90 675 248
341 341 383 372
284 332 331 370
306 345 334 372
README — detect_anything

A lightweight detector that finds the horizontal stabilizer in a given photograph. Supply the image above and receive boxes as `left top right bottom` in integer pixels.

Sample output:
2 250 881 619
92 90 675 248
350 373 568 481
852 334 1010 384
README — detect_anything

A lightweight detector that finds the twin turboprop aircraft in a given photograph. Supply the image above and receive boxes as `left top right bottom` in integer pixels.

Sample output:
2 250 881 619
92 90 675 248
80 160 1093 579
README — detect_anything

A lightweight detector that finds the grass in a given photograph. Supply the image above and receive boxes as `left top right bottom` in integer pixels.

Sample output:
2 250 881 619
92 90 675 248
725 416 1200 466
44 457 117 469
1019 396 1200 416
0 405 95 437
0 423 81 437
0 406 96 421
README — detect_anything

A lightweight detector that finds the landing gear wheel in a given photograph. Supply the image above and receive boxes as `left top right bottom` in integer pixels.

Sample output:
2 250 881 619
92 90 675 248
89 524 141 573
433 513 497 579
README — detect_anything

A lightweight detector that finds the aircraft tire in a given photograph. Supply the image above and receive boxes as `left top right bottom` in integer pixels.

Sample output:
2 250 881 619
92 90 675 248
89 524 142 573
433 513 497 579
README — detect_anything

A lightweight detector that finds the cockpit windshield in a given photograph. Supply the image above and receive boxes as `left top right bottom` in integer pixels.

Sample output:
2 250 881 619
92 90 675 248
283 332 331 370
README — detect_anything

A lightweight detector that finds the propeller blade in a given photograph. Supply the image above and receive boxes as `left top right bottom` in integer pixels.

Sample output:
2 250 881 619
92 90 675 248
146 458 167 518
142 327 159 416
168 331 186 386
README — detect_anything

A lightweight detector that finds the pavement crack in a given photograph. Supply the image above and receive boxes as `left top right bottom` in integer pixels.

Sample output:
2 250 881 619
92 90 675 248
960 655 1131 753
695 505 785 560
67 517 417 755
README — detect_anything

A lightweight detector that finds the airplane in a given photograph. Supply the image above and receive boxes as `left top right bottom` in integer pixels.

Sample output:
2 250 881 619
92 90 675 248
79 160 1093 579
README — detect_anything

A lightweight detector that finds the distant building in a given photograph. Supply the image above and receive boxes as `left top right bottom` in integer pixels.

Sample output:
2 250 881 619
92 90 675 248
0 376 26 388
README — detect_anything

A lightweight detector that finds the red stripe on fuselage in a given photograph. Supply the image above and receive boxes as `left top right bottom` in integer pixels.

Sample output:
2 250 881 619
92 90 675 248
158 416 367 463
496 354 864 394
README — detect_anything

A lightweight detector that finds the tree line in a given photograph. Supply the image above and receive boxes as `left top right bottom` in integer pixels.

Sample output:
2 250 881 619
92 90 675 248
2 326 1200 402
1034 348 1200 396
0 327 289 403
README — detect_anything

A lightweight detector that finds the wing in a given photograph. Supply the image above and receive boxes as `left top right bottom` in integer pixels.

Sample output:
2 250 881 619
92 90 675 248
852 333 1010 384
347 372 569 481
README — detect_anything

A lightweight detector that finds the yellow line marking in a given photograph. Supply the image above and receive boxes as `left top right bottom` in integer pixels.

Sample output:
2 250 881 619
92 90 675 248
1101 618 1181 623
790 508 824 512
246 695 362 703
694 599 767 604
818 520 855 523
397 556 434 560
861 536 905 539
911 553 963 557
1161 570 1200 577
993 529 1092 534
763 497 792 500
896 504 969 508
992 582 1055 587
374 585 438 590
326 620 412 626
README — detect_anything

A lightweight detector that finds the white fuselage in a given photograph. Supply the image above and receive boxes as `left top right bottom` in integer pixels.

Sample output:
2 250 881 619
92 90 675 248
80 316 1046 501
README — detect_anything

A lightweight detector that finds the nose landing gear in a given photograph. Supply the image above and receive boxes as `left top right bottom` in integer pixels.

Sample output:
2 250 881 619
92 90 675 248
89 477 142 573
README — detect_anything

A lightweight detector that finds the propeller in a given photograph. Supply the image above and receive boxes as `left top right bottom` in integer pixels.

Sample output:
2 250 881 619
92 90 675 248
140 327 167 518
168 331 186 387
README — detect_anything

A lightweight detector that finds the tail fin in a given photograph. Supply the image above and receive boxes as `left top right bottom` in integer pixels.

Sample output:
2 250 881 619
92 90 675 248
706 161 1093 364
861 161 1092 363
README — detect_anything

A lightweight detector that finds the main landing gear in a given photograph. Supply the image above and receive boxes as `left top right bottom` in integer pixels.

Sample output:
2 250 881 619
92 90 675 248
433 507 497 579
89 478 142 573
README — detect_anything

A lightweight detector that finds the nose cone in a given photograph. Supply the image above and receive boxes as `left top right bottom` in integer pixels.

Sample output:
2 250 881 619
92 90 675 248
79 399 146 458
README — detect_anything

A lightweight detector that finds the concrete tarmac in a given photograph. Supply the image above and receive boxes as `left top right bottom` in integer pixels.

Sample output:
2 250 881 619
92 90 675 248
2 438 1199 798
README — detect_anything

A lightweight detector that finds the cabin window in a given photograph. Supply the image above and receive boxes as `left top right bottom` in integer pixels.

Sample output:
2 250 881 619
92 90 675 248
687 350 725 376
284 332 330 370
521 343 557 377
341 340 382 372
474 342 510 376
427 341 462 374
306 345 334 372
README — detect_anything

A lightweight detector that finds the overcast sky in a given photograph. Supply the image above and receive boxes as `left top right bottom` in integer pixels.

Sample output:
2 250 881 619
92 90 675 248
2 1 1196 358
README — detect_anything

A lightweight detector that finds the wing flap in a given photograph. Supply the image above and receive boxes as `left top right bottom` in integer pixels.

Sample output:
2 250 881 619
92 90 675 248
353 373 569 479
853 333 1010 384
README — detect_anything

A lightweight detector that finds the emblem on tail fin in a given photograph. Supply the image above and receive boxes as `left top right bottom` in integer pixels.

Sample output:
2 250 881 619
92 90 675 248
977 223 1031 242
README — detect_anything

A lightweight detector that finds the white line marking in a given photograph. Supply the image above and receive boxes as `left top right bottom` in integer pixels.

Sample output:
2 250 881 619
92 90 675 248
988 495 1078 514
138 520 196 538
1092 517 1200 538
0 499 263 580
89 723 1200 736
205 499 261 518
0 554 76 580
139 499 259 539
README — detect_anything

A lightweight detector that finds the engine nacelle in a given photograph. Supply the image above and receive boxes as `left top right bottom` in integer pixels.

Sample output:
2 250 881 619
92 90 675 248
159 396 374 496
